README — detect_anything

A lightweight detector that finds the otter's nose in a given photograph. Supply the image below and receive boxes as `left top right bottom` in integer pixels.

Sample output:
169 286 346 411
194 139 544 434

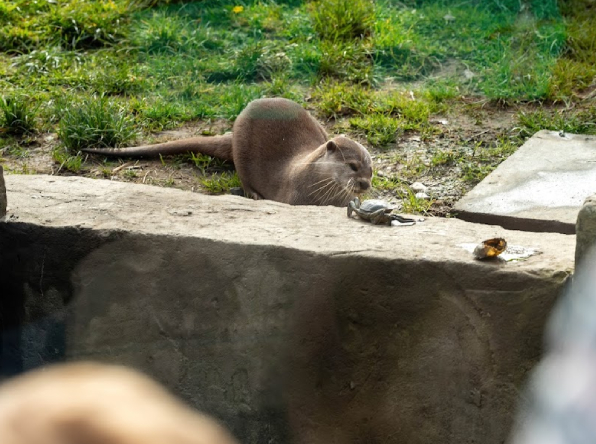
358 180 371 191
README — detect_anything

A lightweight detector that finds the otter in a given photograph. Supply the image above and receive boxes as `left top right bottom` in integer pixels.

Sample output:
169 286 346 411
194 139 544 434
0 362 239 444
83 98 373 207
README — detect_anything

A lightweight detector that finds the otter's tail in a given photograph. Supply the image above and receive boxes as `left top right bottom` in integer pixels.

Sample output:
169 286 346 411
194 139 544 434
82 134 234 162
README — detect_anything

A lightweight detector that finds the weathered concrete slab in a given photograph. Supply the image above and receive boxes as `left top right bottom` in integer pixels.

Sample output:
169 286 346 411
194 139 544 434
0 174 575 444
576 194 596 265
1 174 576 264
0 165 6 220
454 130 596 234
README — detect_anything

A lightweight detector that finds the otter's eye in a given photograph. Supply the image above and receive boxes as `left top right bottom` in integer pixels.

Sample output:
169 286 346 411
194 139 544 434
348 163 358 172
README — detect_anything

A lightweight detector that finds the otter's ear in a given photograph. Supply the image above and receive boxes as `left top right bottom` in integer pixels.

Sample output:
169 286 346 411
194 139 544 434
326 140 338 152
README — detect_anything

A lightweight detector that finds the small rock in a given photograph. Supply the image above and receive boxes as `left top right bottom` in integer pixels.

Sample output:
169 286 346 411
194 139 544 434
411 182 428 193
431 118 449 125
463 69 476 80
168 209 193 217
415 192 430 200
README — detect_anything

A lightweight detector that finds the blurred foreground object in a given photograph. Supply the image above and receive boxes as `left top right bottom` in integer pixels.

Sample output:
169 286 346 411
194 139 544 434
510 247 596 444
0 362 239 444
576 194 596 265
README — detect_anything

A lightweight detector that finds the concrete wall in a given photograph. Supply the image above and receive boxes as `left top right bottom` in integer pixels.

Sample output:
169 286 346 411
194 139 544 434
0 175 576 444
0 224 569 444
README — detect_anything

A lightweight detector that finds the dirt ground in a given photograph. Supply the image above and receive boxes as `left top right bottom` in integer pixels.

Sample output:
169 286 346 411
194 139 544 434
1 101 519 217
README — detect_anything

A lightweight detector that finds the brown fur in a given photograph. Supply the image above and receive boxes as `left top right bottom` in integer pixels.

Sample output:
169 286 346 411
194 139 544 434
0 362 239 444
83 98 373 207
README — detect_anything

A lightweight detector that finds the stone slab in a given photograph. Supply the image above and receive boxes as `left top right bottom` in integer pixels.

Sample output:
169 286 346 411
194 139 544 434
454 130 596 234
2 174 575 268
1 174 576 444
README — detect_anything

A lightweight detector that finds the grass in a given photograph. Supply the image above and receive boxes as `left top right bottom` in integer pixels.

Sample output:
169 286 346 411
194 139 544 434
547 2 596 100
371 171 403 192
370 171 433 214
400 187 433 214
349 115 403 147
0 0 573 129
310 0 375 42
0 96 37 135
123 169 138 179
57 95 137 152
0 0 130 53
369 135 521 198
438 137 519 184
199 171 242 194
52 147 84 173
1 139 33 160
517 107 596 137
1 0 595 214
186 153 231 174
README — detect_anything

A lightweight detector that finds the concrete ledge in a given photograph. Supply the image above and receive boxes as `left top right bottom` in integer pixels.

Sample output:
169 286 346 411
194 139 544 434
2 174 577 265
0 175 575 444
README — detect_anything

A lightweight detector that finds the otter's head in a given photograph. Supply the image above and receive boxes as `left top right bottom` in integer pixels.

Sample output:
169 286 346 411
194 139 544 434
311 136 373 206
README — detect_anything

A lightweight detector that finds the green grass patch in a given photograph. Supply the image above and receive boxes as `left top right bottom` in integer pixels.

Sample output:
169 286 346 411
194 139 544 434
310 0 376 85
46 0 130 50
2 0 594 208
0 138 32 159
310 0 375 42
0 95 37 135
312 81 375 117
52 146 84 173
424 137 520 185
349 115 402 147
547 14 596 99
0 0 130 53
57 95 137 152
338 88 438 145
373 1 564 99
123 169 138 179
517 107 596 137
371 171 403 191
458 138 519 184
399 187 433 214
199 171 242 194
131 10 195 55
377 90 439 121
430 149 459 167
0 0 574 149
183 152 232 174
318 40 376 85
